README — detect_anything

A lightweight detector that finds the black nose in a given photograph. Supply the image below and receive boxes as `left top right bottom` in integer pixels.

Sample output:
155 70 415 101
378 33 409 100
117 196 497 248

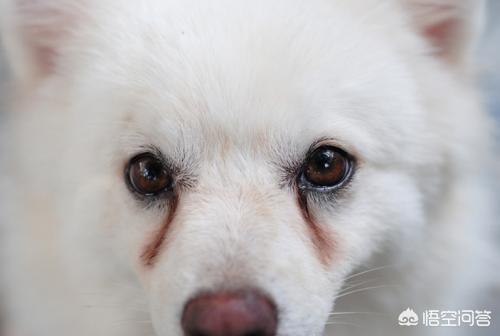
181 289 278 336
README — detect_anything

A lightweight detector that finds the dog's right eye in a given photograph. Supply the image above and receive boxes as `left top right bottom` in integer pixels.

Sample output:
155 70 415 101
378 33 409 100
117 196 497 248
126 153 173 196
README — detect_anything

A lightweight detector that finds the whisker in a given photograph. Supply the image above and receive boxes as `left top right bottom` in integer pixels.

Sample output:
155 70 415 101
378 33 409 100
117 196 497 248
324 319 363 328
328 311 389 317
344 264 396 282
339 277 381 293
334 285 398 300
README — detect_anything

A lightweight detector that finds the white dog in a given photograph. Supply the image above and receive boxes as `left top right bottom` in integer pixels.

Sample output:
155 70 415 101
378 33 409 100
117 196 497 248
0 0 497 335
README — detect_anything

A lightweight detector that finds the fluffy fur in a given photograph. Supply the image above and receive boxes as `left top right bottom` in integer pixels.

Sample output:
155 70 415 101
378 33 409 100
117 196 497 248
0 0 497 335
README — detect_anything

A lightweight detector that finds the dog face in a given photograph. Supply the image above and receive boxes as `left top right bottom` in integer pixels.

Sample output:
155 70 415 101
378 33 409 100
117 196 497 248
1 0 484 335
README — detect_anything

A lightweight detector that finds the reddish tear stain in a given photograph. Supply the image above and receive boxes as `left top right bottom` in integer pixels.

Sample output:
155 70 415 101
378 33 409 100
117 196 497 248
141 196 179 267
296 192 336 267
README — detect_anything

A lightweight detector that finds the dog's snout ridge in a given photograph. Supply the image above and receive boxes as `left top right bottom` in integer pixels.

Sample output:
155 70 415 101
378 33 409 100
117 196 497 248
181 289 278 336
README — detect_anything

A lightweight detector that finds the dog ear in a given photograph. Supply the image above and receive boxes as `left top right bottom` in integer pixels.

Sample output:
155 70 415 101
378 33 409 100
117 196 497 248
401 0 485 68
1 0 85 84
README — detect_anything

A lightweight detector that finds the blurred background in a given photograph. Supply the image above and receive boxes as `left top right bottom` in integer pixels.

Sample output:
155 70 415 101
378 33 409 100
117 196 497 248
477 3 500 336
481 1 500 123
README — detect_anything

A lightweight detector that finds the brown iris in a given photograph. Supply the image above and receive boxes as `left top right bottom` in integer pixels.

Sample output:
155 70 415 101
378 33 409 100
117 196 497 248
303 146 351 188
127 154 172 196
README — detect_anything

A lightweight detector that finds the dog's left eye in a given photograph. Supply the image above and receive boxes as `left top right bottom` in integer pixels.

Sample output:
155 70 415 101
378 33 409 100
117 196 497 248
126 153 173 196
298 146 353 191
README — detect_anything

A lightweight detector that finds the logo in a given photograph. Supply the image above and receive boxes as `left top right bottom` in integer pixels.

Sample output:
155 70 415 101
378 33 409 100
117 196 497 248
399 308 419 326
397 308 492 328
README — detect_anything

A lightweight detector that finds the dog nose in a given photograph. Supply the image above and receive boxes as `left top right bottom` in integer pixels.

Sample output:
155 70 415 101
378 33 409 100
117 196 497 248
181 289 278 336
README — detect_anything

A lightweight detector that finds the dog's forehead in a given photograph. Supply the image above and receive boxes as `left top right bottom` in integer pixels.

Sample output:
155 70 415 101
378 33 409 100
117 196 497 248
78 0 424 164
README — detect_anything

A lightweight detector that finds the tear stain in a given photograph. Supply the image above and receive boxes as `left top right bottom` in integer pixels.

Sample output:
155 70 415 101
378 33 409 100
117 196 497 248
141 196 179 267
296 192 336 267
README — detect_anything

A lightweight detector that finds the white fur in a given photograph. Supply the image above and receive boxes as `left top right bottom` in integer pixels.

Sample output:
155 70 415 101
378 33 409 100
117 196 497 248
0 1 497 335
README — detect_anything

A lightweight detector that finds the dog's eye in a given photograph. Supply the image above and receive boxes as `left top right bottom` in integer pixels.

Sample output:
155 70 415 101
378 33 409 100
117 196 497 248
299 146 353 190
126 154 173 196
